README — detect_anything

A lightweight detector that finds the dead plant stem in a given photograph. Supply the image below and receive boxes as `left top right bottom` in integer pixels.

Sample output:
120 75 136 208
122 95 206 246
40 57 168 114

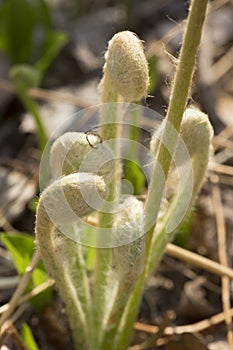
165 243 233 280
0 251 40 333
212 184 233 347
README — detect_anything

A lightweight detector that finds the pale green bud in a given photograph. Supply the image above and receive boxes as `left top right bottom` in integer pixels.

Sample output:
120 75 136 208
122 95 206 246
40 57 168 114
50 132 115 184
101 31 149 102
38 173 106 225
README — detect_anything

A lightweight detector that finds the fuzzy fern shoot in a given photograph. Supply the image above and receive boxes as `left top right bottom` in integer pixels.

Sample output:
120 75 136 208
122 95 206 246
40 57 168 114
35 1 211 348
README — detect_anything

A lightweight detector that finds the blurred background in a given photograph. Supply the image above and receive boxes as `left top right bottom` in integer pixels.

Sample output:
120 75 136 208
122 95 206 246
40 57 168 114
0 0 233 349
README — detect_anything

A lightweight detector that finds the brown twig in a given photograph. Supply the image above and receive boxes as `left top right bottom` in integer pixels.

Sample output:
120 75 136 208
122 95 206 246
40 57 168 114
0 279 54 315
212 136 233 152
212 184 233 347
165 243 233 280
0 79 91 108
0 251 40 333
211 46 233 84
211 0 232 11
213 174 233 187
209 163 233 177
134 307 233 336
130 312 175 350
0 324 29 350
218 125 233 141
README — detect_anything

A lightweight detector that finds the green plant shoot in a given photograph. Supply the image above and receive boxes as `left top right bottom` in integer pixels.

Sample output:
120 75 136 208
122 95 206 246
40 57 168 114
35 0 211 349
